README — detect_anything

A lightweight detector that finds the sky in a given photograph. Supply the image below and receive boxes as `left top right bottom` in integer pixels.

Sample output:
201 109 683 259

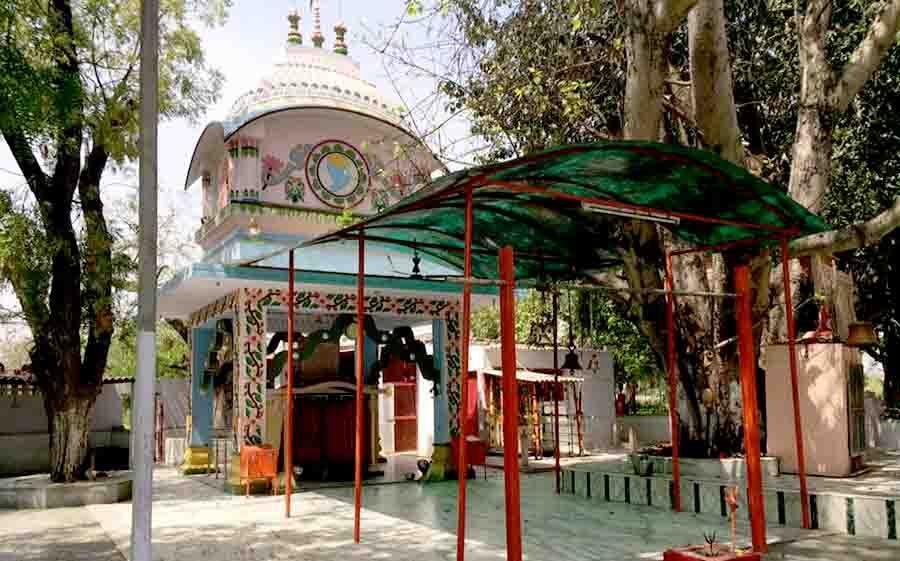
0 0 456 362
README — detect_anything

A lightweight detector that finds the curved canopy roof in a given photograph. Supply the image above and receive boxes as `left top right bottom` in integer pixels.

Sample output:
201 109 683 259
270 142 828 282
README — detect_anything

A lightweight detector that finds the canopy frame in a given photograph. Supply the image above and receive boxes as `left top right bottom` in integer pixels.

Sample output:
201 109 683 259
264 142 821 559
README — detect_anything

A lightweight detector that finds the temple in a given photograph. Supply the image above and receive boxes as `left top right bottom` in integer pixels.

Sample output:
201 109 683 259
159 4 488 487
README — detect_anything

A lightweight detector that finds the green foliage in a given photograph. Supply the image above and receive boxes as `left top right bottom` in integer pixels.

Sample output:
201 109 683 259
106 320 189 379
470 289 662 385
0 0 228 161
0 192 53 331
816 3 900 407
437 0 624 161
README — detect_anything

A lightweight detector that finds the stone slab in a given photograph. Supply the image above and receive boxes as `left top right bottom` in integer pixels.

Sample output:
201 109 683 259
0 472 131 509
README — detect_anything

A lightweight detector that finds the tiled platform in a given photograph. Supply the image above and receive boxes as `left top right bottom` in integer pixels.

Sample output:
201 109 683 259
561 449 900 540
2 466 900 560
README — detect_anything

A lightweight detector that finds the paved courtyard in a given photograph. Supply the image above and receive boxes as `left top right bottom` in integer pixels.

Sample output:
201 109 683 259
1 467 899 561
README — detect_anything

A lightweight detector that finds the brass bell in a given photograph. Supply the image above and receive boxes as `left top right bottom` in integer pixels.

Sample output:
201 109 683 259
846 321 877 347
561 343 582 372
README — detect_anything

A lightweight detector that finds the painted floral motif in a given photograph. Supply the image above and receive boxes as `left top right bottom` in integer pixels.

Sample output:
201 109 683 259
236 288 281 445
238 287 464 436
261 154 285 188
285 177 305 203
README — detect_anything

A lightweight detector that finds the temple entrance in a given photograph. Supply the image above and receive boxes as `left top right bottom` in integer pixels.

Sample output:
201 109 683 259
393 383 417 453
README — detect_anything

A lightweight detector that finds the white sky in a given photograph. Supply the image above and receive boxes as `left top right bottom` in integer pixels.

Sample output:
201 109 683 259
0 0 463 363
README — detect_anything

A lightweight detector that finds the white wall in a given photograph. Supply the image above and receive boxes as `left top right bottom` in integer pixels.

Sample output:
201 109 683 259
616 415 672 447
0 379 189 476
481 345 616 451
417 364 435 458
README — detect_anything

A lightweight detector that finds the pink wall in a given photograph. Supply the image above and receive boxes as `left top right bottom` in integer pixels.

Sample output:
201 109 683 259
763 343 860 476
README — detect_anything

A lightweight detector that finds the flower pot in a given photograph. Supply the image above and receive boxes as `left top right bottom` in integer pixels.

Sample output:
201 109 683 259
663 545 760 561
629 453 654 476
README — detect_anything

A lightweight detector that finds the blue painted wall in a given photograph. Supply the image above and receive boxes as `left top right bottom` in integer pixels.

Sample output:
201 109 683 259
431 319 450 444
190 327 215 447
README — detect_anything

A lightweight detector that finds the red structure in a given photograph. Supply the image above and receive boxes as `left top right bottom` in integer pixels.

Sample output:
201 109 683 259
275 142 825 559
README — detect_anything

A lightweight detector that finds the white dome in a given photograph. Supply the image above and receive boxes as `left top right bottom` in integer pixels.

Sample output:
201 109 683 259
223 44 402 136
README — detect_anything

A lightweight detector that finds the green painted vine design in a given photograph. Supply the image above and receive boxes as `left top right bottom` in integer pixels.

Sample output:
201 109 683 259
238 288 281 445
237 287 464 443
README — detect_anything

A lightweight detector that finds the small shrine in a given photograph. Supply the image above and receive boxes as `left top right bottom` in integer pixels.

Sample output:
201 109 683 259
159 3 488 489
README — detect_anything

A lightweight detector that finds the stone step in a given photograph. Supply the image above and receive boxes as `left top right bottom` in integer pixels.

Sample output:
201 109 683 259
561 467 900 540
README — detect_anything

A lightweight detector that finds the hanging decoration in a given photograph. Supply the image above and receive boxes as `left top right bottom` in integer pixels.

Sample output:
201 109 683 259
266 313 441 391
561 291 583 373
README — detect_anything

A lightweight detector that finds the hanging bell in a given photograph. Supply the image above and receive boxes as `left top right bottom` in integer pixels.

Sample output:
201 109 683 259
846 321 878 347
561 344 582 372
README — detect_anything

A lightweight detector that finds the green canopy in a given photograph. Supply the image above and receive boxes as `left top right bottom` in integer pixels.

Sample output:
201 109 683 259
300 141 828 282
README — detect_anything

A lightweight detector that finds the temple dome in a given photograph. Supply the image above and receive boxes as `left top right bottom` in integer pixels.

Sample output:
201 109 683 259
223 44 402 137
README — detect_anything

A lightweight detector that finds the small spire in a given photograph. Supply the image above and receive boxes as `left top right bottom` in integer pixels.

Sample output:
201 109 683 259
287 9 303 45
311 0 324 48
334 21 348 55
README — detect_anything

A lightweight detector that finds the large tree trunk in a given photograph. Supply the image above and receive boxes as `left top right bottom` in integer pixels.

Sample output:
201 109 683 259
885 330 900 410
45 392 97 482
789 107 834 215
624 20 667 140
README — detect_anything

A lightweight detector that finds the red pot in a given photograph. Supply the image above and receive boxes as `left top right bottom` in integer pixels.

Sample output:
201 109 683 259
663 546 761 561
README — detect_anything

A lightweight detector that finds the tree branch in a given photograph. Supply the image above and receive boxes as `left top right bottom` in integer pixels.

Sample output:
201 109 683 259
831 0 900 112
78 141 112 386
2 129 48 201
791 196 900 256
655 0 700 34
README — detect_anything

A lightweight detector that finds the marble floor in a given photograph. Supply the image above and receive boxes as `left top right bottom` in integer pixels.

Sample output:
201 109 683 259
1 466 899 561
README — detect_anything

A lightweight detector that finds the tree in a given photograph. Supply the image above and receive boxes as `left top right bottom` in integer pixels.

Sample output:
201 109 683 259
388 0 900 455
0 0 226 481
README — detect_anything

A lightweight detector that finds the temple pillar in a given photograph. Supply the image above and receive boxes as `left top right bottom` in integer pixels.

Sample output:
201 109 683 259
181 326 214 474
235 288 268 447
225 289 270 493
364 335 381 463
424 318 454 481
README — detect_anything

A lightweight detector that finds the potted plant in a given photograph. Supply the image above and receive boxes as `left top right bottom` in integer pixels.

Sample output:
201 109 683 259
664 489 760 561
629 452 654 476
663 532 760 561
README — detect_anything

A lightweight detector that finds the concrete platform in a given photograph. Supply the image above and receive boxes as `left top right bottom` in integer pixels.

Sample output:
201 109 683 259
2 466 899 560
0 471 132 509
561 449 900 540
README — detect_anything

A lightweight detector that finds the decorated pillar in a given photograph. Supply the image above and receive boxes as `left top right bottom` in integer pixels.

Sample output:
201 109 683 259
235 288 269 447
423 316 459 482
228 136 261 202
181 326 214 474
364 335 380 463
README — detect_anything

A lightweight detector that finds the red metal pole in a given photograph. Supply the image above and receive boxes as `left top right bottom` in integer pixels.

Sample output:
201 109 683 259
499 246 523 561
285 250 295 517
456 187 474 561
664 253 681 512
735 264 767 553
552 290 561 493
781 238 811 529
353 234 365 543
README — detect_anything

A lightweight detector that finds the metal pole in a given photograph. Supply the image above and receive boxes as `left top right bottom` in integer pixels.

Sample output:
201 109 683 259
552 291 561 493
132 1 158 559
781 239 810 529
499 246 523 561
456 187 474 561
664 253 681 512
353 233 366 543
735 264 767 553
285 250 295 517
